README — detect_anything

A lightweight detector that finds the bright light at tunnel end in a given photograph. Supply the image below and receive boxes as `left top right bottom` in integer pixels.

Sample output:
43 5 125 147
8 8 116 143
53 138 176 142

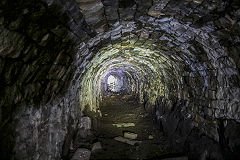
107 75 117 92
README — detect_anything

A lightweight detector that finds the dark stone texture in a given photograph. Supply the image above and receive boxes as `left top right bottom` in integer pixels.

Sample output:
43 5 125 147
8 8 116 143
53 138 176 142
0 0 240 159
119 0 135 8
154 97 240 160
0 0 94 159
224 120 240 158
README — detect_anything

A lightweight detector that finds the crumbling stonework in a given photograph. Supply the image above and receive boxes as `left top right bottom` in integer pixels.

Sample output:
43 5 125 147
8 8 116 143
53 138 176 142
0 0 240 159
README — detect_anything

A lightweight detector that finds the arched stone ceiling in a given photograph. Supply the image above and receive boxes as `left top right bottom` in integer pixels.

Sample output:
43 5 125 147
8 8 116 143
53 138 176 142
78 19 240 122
0 0 240 159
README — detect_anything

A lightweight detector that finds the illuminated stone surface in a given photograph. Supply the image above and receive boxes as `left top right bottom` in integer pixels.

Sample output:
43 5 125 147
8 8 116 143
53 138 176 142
0 0 240 159
114 136 142 146
123 132 138 139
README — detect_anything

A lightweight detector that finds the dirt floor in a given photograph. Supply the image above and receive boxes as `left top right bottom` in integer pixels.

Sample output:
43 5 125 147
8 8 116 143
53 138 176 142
90 94 186 159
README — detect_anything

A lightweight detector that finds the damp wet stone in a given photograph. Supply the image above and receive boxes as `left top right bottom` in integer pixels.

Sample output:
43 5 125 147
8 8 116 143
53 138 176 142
1 0 240 160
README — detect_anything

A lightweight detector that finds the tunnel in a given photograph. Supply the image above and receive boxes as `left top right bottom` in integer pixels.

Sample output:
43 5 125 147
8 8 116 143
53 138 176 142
0 0 240 160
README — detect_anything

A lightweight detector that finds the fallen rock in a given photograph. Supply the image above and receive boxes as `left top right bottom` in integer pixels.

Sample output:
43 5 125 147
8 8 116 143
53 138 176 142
71 148 91 160
114 136 142 146
148 9 164 18
123 132 137 140
147 0 170 18
76 117 92 139
112 123 135 127
79 117 91 130
148 135 154 139
91 142 102 153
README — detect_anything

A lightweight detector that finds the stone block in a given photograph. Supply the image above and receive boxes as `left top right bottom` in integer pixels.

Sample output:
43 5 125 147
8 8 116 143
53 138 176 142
71 148 91 160
105 7 119 21
112 123 135 127
114 136 142 145
148 135 154 139
91 142 102 153
79 116 91 130
123 132 138 139
102 0 118 6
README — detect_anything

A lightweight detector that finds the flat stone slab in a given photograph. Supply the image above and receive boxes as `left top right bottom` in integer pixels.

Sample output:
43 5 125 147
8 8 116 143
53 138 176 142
114 136 142 146
123 132 138 139
71 148 91 160
148 135 154 139
91 142 102 153
112 123 135 127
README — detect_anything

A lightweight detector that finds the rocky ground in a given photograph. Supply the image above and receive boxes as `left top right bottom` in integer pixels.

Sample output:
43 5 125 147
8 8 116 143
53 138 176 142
88 95 187 159
1 0 240 159
67 93 240 160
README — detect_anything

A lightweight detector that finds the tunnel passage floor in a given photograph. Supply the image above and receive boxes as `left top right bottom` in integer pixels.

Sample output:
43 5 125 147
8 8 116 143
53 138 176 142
90 95 186 159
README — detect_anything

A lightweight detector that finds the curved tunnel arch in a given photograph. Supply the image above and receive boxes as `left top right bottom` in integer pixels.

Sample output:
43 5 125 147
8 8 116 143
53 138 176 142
79 37 184 113
78 23 238 123
1 0 240 159
73 17 240 156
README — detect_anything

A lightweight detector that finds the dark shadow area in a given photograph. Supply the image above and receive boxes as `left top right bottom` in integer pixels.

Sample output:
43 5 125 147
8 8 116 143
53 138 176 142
0 0 94 159
119 0 135 8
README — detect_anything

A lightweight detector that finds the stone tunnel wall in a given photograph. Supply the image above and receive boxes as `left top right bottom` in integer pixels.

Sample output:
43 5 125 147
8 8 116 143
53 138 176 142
79 17 240 118
78 0 240 75
0 0 95 159
77 0 240 158
0 0 240 159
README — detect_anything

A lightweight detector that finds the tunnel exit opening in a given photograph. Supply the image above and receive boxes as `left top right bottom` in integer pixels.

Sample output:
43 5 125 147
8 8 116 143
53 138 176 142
107 75 118 92
106 74 124 93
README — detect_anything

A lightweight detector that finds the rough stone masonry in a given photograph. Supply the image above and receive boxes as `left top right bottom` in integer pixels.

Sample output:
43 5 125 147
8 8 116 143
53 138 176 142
0 0 240 160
